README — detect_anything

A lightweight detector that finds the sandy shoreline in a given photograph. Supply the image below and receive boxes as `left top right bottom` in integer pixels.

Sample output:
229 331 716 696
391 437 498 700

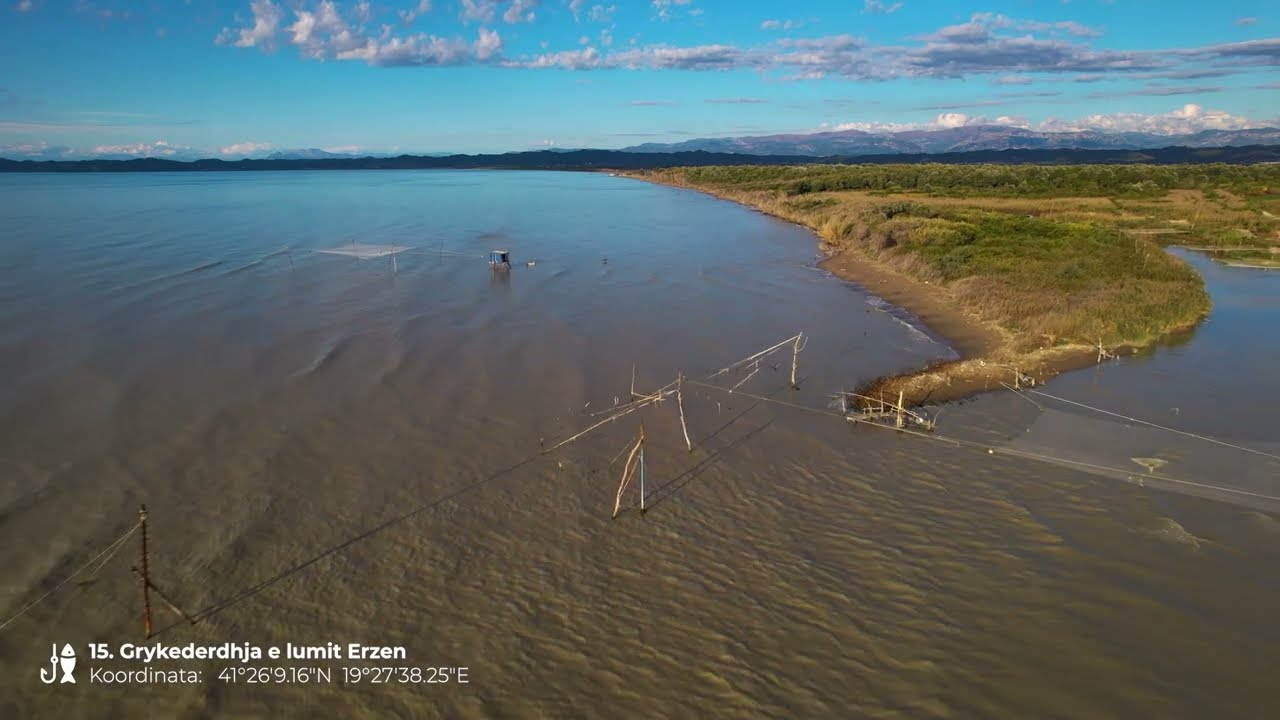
622 171 1205 407
817 250 1111 405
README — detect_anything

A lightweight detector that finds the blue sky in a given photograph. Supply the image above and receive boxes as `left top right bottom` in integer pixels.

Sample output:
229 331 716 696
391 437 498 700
1 0 1277 158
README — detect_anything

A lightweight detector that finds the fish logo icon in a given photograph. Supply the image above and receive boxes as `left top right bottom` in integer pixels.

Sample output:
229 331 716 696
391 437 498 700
40 644 76 684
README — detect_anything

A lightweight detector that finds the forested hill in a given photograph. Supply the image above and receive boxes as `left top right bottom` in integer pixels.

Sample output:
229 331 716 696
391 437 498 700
2 145 1279 173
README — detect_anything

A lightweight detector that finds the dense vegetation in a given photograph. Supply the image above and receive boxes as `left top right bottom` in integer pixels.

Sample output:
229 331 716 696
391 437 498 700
638 163 1280 353
674 162 1280 199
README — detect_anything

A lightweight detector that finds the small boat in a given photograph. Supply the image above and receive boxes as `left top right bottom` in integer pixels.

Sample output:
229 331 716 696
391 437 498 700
489 250 511 270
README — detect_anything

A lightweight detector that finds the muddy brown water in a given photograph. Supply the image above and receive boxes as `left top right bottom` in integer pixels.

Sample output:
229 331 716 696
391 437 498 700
0 171 1277 718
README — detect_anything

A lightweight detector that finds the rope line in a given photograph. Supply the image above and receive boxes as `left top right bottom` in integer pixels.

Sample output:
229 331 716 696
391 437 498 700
85 524 138 581
0 522 140 634
7 334 1277 637
684 380 1280 504
1026 389 1280 462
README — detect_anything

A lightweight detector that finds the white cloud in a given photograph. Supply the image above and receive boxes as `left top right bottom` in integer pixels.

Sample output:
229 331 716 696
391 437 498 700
781 70 825 81
0 141 50 155
519 46 599 69
220 141 273 156
323 145 362 154
345 33 472 64
474 27 502 60
933 112 974 129
588 4 615 23
652 0 691 22
502 0 537 24
91 140 185 157
460 0 495 23
1039 103 1261 134
16 0 34 12
214 6 1266 89
216 0 283 49
220 1 504 66
862 0 902 15
993 115 1031 128
761 19 799 31
604 43 749 70
832 104 1265 136
288 1 366 58
399 0 430 24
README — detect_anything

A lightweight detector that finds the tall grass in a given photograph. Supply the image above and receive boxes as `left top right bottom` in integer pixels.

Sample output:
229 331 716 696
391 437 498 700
635 165 1255 350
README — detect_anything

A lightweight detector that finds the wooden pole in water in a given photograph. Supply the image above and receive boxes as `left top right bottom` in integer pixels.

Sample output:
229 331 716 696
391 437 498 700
630 365 637 402
129 566 197 626
676 373 692 452
896 390 905 430
639 422 646 513
138 505 152 640
790 333 802 389
613 431 644 519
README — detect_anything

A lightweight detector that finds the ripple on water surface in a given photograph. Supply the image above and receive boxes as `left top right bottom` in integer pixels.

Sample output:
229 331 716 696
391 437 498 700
0 171 1277 719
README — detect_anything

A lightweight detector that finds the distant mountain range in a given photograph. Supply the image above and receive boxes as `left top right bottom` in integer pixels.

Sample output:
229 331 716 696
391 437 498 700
0 146 454 162
9 126 1280 165
263 148 459 160
265 148 361 160
3 144 1280 173
621 126 1280 157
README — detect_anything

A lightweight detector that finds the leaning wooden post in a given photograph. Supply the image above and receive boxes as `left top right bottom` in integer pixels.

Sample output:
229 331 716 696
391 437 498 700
639 422 646 513
129 567 197 627
790 333 802 389
895 390 905 430
613 432 644 519
676 374 692 452
138 505 153 640
630 365 637 401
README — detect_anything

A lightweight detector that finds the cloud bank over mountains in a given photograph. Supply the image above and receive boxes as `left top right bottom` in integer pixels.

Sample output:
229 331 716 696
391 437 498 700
3 104 1276 161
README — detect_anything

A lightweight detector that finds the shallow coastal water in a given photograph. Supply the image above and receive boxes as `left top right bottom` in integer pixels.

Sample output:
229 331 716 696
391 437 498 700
0 171 1277 719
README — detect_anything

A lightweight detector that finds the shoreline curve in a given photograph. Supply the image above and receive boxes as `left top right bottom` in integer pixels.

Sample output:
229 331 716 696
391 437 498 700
619 170 1207 408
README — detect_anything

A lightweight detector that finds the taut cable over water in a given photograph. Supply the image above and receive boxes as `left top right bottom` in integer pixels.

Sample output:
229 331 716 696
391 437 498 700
3 332 1277 641
1024 388 1280 462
